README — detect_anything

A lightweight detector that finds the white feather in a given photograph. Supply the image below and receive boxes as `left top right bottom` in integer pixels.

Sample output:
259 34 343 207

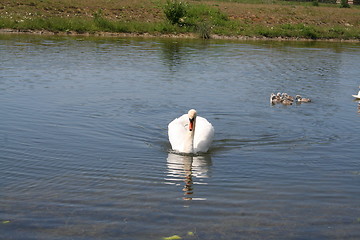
168 110 214 154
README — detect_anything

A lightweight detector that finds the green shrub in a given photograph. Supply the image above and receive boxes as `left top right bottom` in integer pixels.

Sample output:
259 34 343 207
312 0 319 6
164 0 188 25
340 0 350 8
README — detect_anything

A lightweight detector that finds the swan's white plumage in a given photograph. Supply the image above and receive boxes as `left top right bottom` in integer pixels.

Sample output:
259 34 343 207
168 110 214 154
352 90 360 99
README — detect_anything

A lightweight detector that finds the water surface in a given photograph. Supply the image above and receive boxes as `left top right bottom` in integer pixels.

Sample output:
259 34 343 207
1 34 360 240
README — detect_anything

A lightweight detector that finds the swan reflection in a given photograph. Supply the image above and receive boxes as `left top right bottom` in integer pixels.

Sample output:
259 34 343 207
165 153 212 200
354 99 360 113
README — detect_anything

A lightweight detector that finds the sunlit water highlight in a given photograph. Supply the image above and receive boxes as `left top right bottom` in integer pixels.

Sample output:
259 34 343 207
1 34 360 240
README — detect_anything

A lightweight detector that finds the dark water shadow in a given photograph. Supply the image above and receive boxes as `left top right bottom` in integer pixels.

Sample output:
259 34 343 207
159 39 211 72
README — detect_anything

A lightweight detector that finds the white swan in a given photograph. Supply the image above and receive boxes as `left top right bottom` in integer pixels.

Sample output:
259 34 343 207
168 109 214 154
352 90 360 99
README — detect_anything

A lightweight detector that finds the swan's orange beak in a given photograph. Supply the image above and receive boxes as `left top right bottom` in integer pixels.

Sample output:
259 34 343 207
189 118 194 131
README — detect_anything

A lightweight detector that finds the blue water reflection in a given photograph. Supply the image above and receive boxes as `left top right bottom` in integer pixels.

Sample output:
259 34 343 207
1 34 359 240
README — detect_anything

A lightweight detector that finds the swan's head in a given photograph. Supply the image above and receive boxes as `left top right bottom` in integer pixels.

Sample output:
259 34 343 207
188 109 197 132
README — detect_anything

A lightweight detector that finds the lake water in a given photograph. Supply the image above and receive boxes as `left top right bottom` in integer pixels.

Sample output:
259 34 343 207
1 34 359 240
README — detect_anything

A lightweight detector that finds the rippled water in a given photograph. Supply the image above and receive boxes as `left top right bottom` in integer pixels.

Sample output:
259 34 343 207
1 34 360 240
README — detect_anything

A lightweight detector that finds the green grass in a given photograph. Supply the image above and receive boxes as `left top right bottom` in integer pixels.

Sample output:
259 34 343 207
1 0 360 40
0 14 181 35
1 13 359 40
252 23 360 39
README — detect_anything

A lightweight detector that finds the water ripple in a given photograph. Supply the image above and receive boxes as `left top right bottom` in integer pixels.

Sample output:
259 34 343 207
1 35 360 240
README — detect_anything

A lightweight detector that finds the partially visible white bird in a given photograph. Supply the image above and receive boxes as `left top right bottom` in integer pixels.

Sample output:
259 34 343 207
352 90 360 99
168 109 214 154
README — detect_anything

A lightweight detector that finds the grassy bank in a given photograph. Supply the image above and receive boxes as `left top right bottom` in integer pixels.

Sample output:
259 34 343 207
1 0 360 40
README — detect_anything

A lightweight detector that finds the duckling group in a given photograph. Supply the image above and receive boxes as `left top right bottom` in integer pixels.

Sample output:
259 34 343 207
270 92 311 105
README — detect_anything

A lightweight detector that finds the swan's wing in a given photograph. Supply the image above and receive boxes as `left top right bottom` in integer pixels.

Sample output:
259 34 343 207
353 91 360 98
193 116 214 153
168 114 188 152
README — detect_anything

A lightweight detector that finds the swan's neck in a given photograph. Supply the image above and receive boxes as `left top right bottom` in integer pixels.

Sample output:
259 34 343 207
184 114 196 154
183 130 195 153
